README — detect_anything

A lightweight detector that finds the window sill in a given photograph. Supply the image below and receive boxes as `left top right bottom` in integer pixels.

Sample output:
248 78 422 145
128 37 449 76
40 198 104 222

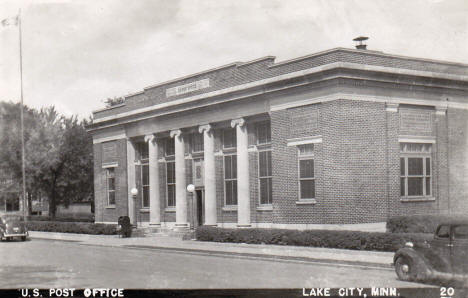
296 199 317 205
222 206 238 211
164 207 176 212
140 208 150 213
256 205 273 211
105 205 116 209
400 197 435 202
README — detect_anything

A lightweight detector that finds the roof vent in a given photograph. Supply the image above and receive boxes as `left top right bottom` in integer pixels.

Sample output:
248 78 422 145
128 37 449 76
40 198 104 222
353 36 369 50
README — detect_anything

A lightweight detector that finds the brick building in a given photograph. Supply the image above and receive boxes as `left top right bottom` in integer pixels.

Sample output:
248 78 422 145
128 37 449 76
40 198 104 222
87 47 468 229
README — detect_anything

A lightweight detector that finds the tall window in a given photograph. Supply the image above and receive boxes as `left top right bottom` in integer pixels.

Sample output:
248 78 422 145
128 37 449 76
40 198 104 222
256 122 271 145
259 150 272 204
106 168 116 206
400 143 432 197
135 142 149 160
136 142 150 208
298 144 315 200
141 164 149 208
224 155 237 205
166 162 176 207
165 138 175 156
223 128 236 149
192 133 204 153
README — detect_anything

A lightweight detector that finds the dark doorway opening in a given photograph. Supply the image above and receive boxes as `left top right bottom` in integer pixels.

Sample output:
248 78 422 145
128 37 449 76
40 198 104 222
196 189 204 226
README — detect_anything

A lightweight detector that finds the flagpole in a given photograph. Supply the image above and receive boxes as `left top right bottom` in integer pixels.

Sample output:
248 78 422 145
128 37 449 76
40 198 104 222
18 9 27 221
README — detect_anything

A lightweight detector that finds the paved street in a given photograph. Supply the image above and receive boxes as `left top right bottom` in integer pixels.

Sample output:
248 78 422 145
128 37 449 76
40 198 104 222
0 238 429 289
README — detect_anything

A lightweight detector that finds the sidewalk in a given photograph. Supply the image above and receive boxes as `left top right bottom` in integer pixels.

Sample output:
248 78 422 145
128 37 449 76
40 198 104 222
29 231 394 269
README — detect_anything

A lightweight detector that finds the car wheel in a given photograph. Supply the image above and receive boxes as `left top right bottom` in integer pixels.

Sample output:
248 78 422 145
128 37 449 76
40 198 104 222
21 236 27 241
395 256 416 281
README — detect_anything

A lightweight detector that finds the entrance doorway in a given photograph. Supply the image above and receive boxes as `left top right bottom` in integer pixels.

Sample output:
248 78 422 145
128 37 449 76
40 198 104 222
195 188 204 226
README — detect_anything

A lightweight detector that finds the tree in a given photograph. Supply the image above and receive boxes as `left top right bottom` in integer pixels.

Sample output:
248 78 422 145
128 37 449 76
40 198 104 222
104 96 124 107
27 108 94 218
0 102 94 218
0 101 38 212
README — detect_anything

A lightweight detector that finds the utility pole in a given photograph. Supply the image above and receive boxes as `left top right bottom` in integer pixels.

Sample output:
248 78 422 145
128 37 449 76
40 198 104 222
18 9 27 221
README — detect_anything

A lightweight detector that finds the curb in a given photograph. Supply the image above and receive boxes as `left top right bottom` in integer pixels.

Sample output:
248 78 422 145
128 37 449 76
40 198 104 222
30 236 393 270
124 244 394 270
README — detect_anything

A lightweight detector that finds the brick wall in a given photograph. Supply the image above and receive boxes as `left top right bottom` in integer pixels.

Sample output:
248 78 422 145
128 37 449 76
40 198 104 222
272 100 388 224
448 108 468 214
94 139 128 223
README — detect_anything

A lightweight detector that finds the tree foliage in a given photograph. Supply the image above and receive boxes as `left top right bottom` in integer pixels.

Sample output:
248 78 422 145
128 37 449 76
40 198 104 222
104 96 124 107
0 102 94 218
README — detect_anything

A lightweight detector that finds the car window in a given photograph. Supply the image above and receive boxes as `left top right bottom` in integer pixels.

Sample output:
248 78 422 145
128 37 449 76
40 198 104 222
454 225 468 240
437 225 450 238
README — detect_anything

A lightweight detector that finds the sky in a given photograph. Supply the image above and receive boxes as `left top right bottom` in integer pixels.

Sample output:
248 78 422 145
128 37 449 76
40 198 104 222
0 0 467 119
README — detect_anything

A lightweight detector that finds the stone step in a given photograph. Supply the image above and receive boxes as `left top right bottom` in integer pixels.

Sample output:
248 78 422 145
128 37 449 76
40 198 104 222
130 227 195 239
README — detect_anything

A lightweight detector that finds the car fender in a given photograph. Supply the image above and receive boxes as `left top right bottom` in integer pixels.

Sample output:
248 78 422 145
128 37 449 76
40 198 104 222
394 247 433 280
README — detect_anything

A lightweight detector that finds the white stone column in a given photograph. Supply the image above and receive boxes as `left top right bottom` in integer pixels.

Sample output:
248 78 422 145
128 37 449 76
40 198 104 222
170 129 188 228
126 138 136 225
199 124 217 226
145 134 161 226
231 118 251 227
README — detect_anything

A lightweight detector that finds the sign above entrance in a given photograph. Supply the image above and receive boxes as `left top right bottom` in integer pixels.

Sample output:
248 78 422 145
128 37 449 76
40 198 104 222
166 79 210 98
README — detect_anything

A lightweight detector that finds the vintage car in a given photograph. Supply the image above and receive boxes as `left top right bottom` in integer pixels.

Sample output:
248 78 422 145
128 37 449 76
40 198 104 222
394 220 468 284
0 214 28 241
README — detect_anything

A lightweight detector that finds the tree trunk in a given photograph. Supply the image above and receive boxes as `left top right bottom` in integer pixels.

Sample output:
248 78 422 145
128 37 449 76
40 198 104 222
49 185 57 219
27 192 33 216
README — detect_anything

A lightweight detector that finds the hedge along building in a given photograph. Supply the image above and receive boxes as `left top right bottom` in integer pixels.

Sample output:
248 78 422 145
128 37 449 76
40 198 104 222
87 46 468 229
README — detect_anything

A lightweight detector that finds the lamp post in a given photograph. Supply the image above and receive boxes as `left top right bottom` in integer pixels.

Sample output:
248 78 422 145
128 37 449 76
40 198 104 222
186 184 195 230
130 187 138 227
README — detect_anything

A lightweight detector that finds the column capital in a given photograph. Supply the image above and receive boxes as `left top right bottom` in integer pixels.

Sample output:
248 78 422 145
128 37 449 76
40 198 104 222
144 134 156 143
199 124 212 134
231 118 246 128
385 102 399 112
170 129 182 138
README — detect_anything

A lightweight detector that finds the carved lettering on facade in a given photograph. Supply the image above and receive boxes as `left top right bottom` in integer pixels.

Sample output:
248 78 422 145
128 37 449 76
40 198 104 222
166 79 210 98
399 109 432 132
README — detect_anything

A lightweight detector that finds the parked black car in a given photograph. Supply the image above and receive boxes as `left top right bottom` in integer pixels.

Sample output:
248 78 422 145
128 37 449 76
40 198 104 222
394 220 468 284
0 214 28 241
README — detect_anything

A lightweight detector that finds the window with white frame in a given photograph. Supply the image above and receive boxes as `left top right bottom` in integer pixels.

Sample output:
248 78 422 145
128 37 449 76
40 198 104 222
106 168 116 206
166 161 176 207
224 154 237 205
298 144 315 200
192 133 204 153
141 164 149 208
223 128 236 149
256 121 271 145
136 142 150 208
400 143 432 198
259 150 272 204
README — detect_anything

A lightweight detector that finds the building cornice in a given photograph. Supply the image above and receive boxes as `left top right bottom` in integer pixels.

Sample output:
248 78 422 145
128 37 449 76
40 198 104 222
91 61 468 127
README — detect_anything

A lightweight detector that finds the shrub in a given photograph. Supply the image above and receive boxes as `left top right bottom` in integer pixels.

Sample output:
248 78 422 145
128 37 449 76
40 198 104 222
27 215 94 223
26 221 117 235
195 226 432 252
386 214 468 234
